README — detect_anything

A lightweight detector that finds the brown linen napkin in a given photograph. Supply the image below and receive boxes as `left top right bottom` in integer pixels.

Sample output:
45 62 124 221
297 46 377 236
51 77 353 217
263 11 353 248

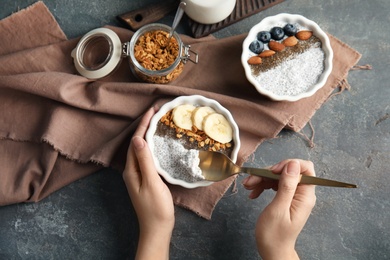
0 2 361 219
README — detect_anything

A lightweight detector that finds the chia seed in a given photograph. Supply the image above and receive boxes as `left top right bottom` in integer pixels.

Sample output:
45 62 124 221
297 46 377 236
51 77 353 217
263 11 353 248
153 119 234 183
153 135 204 183
249 34 325 97
251 36 322 74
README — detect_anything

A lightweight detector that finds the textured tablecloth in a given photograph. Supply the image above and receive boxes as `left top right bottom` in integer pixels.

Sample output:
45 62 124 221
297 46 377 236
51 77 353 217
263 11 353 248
0 2 362 219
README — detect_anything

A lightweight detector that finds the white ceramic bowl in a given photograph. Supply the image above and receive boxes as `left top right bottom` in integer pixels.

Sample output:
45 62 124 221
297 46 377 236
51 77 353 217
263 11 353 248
241 13 333 102
145 95 241 189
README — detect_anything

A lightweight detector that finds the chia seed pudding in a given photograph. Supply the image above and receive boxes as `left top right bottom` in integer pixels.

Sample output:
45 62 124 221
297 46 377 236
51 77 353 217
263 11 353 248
153 136 204 182
247 22 326 97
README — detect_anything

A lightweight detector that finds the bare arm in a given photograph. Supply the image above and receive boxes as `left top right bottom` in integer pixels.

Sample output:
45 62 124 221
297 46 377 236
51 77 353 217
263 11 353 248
243 159 317 260
123 107 175 260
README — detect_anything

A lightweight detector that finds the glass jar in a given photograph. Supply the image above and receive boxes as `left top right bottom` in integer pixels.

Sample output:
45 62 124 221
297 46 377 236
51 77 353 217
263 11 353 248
72 23 198 83
128 23 198 83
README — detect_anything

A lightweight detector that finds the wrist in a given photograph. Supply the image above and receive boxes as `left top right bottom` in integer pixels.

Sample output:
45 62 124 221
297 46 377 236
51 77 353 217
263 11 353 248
139 217 175 236
258 245 299 260
136 227 173 260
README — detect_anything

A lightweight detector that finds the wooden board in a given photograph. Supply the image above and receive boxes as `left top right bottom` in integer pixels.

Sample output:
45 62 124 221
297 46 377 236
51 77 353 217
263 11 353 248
188 0 285 38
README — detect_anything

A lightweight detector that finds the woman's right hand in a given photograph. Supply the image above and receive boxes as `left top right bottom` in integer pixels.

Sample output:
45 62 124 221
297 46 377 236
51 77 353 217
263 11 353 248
242 159 317 259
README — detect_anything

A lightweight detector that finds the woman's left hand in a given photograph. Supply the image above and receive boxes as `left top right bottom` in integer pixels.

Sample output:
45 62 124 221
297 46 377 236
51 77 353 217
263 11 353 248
123 106 174 260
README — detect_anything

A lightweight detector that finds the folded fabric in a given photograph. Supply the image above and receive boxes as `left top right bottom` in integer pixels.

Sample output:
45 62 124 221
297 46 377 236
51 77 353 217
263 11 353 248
0 2 362 219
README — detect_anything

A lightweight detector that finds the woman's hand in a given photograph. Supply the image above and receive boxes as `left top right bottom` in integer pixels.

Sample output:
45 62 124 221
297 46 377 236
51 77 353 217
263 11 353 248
242 159 317 260
123 107 174 260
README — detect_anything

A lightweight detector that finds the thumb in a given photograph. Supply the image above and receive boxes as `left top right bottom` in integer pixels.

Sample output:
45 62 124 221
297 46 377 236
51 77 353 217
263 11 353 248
132 136 159 185
272 160 301 209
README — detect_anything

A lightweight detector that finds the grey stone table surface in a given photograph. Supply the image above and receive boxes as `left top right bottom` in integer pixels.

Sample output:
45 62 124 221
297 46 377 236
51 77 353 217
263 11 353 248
0 0 389 259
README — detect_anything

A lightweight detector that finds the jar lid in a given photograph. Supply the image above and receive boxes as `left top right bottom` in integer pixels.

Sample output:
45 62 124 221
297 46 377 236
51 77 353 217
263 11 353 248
71 28 123 79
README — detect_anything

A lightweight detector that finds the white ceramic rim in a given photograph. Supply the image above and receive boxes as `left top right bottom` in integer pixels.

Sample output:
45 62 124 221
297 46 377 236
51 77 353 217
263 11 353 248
71 28 123 79
145 95 241 189
241 13 333 102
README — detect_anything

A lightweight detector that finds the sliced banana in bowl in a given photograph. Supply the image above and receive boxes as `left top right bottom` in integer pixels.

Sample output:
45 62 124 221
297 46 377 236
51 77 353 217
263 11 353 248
203 113 233 144
191 106 216 131
145 95 240 189
172 104 196 131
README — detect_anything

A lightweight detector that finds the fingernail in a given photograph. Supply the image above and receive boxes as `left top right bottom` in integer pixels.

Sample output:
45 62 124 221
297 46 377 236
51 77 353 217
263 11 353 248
286 160 300 175
132 136 145 150
270 162 280 170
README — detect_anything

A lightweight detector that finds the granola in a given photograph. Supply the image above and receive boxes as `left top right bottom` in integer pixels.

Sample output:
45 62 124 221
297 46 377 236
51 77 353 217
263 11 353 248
134 30 184 84
160 110 232 152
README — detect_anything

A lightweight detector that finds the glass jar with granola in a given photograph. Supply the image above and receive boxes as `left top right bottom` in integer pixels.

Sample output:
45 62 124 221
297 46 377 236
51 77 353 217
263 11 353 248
72 23 198 83
128 23 198 84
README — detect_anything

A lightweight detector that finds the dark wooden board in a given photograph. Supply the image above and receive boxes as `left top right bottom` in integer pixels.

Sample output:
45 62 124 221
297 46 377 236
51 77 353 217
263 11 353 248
118 1 179 31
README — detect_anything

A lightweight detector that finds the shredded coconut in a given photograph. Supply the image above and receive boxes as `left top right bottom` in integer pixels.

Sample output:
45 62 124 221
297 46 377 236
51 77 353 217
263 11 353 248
153 135 204 183
255 44 324 97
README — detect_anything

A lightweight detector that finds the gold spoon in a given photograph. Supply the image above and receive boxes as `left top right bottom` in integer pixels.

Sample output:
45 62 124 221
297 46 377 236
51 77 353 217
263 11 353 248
198 151 357 188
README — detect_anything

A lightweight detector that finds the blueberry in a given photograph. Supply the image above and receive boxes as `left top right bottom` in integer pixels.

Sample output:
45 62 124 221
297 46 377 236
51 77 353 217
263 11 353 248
249 40 264 54
283 23 298 36
257 31 271 43
270 27 285 40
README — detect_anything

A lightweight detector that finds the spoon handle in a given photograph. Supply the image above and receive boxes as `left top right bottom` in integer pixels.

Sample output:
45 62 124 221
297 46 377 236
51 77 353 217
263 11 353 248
169 2 186 38
241 167 279 180
299 175 357 188
240 167 357 188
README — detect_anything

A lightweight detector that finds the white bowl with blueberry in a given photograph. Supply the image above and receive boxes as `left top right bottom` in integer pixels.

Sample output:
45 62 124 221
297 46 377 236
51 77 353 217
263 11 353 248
241 13 333 102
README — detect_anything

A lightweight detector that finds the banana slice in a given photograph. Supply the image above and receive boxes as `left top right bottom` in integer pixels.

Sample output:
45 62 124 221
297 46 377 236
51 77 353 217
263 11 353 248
203 113 233 144
191 106 216 131
172 104 196 130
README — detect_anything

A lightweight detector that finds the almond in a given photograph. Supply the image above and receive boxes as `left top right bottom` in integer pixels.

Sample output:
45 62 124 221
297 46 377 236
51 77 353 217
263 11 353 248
296 30 313 40
268 41 285 52
259 50 276 58
247 56 262 65
283 36 298 47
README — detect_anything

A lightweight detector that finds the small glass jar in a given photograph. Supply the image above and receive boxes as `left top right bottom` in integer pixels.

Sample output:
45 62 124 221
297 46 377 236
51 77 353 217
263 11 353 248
72 23 198 83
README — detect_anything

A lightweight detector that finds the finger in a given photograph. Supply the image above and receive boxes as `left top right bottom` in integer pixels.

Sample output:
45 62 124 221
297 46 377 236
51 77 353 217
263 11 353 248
249 186 265 199
270 159 292 173
132 136 160 186
243 176 277 191
296 160 316 204
124 105 157 171
299 160 316 177
242 175 277 199
272 160 301 209
123 141 142 193
294 160 316 202
269 159 316 219
123 106 159 193
249 182 277 198
242 175 263 189
271 159 316 196
271 159 315 177
133 106 158 139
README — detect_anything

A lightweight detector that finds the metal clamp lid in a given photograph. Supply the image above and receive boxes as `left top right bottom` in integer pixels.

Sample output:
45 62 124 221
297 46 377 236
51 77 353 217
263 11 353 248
71 28 122 79
182 45 199 64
